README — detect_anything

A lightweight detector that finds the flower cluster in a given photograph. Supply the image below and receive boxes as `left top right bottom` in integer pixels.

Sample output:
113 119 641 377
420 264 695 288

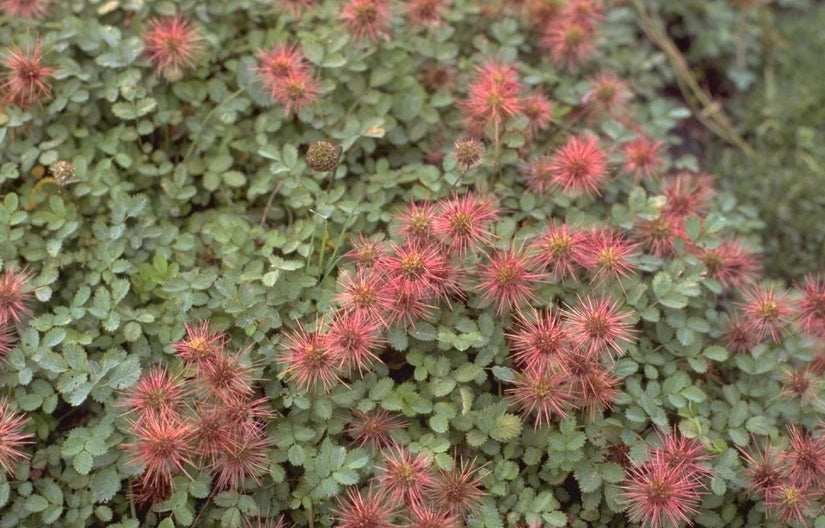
738 427 825 526
334 454 486 528
619 432 713 528
255 43 320 117
121 321 272 504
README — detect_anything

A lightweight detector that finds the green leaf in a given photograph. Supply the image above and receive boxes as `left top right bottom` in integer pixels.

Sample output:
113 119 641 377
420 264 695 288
453 363 483 383
25 494 49 513
489 414 522 442
91 467 121 502
74 451 94 475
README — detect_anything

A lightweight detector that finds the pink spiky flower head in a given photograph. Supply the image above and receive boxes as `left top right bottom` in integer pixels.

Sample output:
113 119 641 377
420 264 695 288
324 309 385 375
341 0 392 42
392 201 437 242
574 228 640 282
795 274 825 338
694 238 760 291
405 0 446 26
507 368 575 427
541 16 597 70
377 446 435 506
562 350 620 420
522 155 554 195
279 320 341 393
521 91 554 138
344 234 388 268
380 239 449 301
782 426 825 488
173 320 226 366
652 431 714 481
0 0 53 18
269 69 320 117
635 215 686 258
119 365 187 422
622 136 663 181
476 247 545 315
211 427 271 491
254 44 308 89
0 267 33 326
333 486 400 528
529 221 585 281
0 400 33 476
407 503 462 528
723 313 758 354
737 439 784 502
508 308 570 374
433 192 499 257
125 415 196 487
740 283 793 344
346 408 407 450
662 172 715 220
619 453 702 528
274 0 318 17
1 41 54 110
427 458 488 516
550 134 608 197
334 268 392 327
582 72 633 117
764 481 816 526
197 349 256 406
0 325 16 359
143 15 204 81
563 295 637 359
460 60 524 132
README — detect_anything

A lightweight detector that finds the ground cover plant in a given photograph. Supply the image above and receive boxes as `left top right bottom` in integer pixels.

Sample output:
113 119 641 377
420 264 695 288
1 0 825 527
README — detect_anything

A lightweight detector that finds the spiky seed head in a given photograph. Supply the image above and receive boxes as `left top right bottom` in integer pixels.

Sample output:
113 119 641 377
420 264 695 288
50 160 75 186
305 141 342 172
452 138 485 172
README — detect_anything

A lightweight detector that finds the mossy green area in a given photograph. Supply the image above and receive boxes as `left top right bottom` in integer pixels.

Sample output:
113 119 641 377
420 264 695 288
708 3 825 281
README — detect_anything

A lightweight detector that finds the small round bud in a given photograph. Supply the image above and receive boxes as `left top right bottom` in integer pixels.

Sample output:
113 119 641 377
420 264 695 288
51 160 75 186
452 138 485 172
305 141 342 172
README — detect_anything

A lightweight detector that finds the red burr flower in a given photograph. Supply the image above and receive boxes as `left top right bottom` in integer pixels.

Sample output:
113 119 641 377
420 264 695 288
782 426 825 488
619 453 702 528
0 400 33 476
740 284 793 344
211 427 271 491
427 458 488 516
694 237 760 290
635 215 686 258
346 408 407 450
622 136 663 180
433 192 499 257
341 0 392 42
541 18 597 70
575 228 640 282
125 415 196 487
661 172 715 220
405 0 446 26
119 365 187 422
563 296 637 359
173 320 226 366
508 308 570 374
377 446 435 506
460 61 524 133
142 15 204 80
476 247 545 315
0 267 33 326
1 41 54 110
280 321 341 393
529 221 585 281
562 351 620 420
508 368 575 427
0 0 53 18
334 269 392 326
582 73 632 117
795 274 825 337
333 486 400 528
325 309 385 374
550 134 608 197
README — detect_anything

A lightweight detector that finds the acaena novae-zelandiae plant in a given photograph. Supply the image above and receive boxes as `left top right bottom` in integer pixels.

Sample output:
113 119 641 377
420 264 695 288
1 0 824 527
